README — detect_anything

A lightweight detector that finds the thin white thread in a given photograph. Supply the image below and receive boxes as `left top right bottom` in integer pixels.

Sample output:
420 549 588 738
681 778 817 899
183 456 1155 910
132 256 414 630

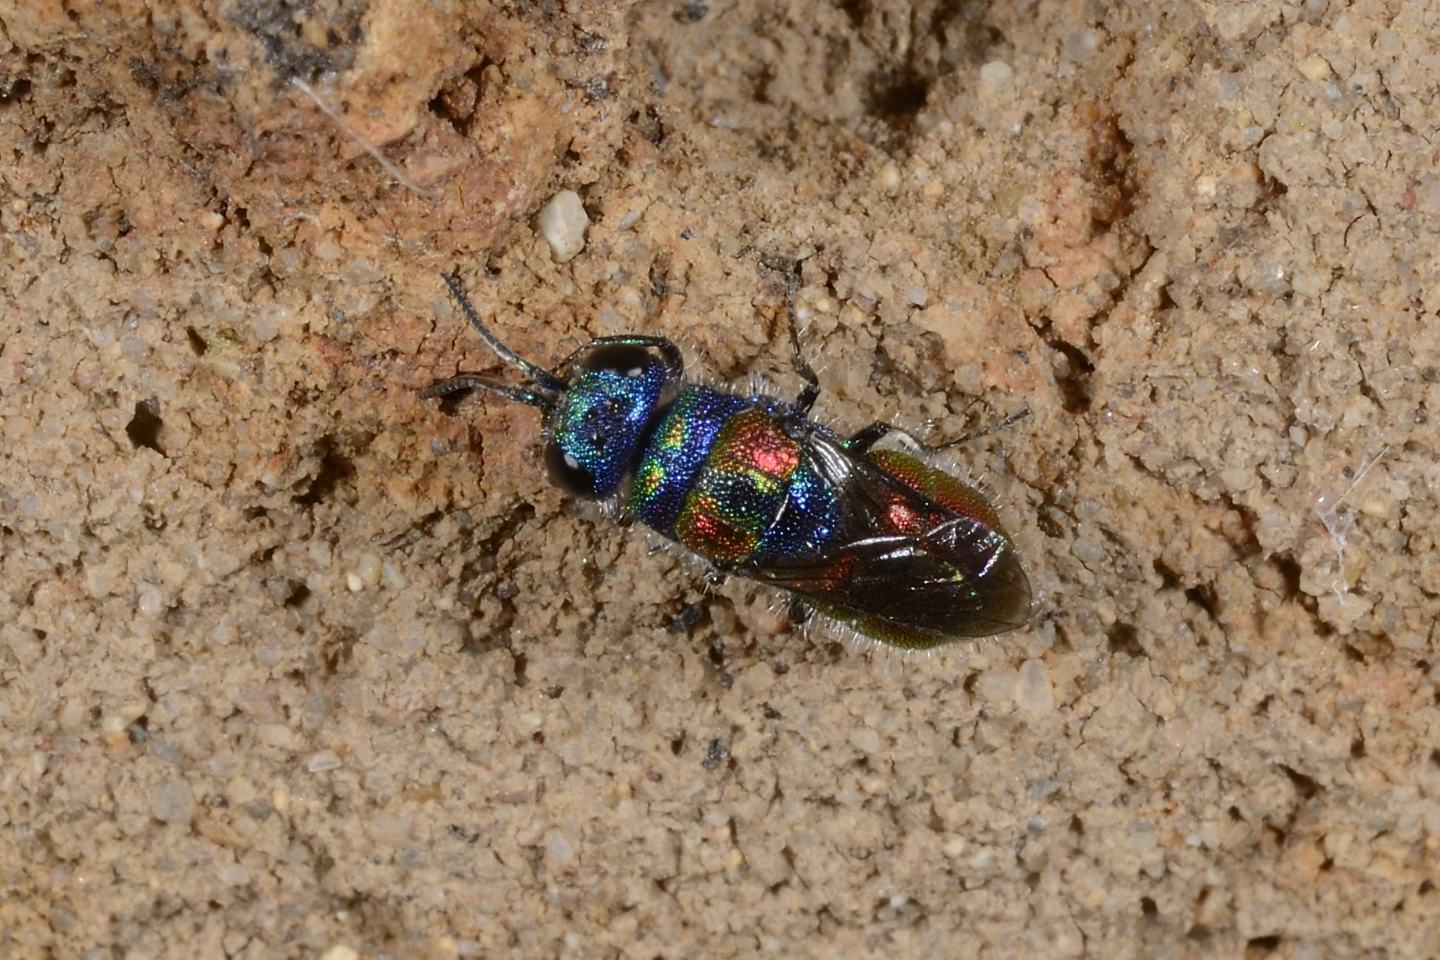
290 77 441 199
1314 445 1388 606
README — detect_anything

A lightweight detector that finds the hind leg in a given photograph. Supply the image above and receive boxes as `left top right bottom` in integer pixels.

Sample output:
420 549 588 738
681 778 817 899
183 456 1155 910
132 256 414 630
846 407 1031 453
761 255 820 414
783 270 820 414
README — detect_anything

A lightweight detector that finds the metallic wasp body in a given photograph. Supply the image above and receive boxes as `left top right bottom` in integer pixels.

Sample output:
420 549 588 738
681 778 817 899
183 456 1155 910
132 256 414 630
425 272 1032 650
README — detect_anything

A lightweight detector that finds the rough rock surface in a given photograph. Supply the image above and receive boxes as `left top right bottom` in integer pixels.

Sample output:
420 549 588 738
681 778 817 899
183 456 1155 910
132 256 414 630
2 1 1437 957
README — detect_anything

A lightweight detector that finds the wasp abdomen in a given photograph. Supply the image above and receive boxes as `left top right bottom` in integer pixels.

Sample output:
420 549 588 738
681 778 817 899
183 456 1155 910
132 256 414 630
629 387 841 566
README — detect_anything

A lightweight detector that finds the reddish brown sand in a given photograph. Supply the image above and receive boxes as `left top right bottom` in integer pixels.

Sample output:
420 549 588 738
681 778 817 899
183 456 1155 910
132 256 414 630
2 1 1438 957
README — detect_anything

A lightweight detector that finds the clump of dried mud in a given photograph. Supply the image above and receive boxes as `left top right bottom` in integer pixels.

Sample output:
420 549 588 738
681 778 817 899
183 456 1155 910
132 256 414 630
2 1 1437 957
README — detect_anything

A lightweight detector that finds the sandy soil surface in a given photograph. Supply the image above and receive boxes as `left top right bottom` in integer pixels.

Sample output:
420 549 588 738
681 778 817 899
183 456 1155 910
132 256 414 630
3 1 1439 957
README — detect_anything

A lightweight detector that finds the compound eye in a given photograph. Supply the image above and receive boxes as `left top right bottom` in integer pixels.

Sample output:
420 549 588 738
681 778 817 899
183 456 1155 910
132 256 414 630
580 344 652 378
544 443 597 498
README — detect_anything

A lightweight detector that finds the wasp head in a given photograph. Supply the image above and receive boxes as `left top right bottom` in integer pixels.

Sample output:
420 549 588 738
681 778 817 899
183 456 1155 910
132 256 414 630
544 343 676 499
426 274 686 501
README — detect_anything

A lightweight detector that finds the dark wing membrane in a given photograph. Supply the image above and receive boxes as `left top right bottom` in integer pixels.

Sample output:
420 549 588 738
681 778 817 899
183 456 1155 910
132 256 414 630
742 428 1033 638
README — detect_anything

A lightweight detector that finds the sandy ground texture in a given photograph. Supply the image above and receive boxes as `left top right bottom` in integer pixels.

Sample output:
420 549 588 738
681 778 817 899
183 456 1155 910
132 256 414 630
3 0 1439 957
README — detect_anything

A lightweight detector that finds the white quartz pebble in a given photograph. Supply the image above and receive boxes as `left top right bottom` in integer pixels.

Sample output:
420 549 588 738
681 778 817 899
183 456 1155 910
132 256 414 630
538 190 589 263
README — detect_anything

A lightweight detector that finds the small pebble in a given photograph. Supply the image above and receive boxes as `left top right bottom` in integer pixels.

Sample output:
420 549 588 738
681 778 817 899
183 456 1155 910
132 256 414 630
1015 659 1055 715
875 161 901 191
1220 466 1257 493
49 903 75 933
314 238 344 261
975 667 1016 703
151 777 195 825
979 60 1014 91
369 815 412 845
537 191 589 263
849 728 882 754
306 750 343 773
101 714 130 748
1359 496 1389 519
1297 55 1332 81
355 552 382 588
546 833 576 865
136 587 164 617
1246 260 1290 296
1071 534 1107 566
382 562 408 590
58 700 87 733
320 947 359 960
219 863 249 886
256 723 296 750
1063 28 1102 61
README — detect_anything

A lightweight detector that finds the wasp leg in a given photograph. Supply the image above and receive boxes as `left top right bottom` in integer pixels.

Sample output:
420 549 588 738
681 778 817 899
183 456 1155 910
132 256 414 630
947 406 1032 446
846 421 904 453
781 262 821 415
847 407 1031 453
788 325 820 414
703 559 738 587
